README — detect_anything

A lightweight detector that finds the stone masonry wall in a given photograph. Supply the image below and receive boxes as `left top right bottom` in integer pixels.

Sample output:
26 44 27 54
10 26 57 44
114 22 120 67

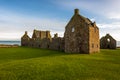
89 25 100 53
64 11 89 53
100 34 116 49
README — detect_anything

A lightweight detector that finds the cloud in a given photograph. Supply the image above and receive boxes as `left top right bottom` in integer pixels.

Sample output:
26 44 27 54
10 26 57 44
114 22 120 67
0 32 23 40
107 13 120 19
98 22 120 29
98 22 120 41
1 1 120 41
90 18 95 22
0 9 67 40
55 0 120 19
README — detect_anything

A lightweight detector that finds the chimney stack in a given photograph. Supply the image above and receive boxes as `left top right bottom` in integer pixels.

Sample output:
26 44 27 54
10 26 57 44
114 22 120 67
25 31 27 35
74 9 79 15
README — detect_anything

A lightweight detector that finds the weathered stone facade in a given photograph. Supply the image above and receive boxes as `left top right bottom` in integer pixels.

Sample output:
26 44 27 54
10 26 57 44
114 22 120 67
21 31 30 46
21 30 64 51
100 34 116 49
64 9 99 53
21 9 100 54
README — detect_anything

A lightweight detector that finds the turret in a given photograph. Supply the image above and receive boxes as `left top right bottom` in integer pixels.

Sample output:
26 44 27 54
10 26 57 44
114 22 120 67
25 31 27 35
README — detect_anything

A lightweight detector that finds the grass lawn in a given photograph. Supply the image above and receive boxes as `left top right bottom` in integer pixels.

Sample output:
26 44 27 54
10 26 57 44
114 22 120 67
0 47 120 80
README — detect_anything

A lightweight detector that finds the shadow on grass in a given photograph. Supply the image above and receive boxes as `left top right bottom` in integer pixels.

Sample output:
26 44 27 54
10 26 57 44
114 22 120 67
0 47 68 62
2 47 119 62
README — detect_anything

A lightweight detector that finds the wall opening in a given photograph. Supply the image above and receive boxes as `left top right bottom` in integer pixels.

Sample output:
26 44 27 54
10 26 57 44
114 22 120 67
47 45 49 48
107 38 110 42
58 45 60 50
72 27 75 32
107 45 110 48
92 44 94 48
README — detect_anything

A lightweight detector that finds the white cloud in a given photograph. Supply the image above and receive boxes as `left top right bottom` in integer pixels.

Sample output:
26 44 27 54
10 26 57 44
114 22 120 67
90 18 95 23
0 10 66 40
55 0 120 19
1 1 120 42
98 22 120 41
0 32 23 40
98 22 120 29
107 12 120 19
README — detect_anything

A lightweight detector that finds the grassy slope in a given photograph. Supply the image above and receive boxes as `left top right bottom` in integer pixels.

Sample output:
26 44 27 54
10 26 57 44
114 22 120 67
0 47 120 80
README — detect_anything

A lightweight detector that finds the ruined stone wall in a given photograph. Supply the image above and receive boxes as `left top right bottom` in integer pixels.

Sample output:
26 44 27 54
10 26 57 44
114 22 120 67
28 39 36 47
26 36 63 51
30 38 41 48
21 30 63 51
60 38 65 51
49 37 64 51
40 38 51 49
40 31 47 39
100 34 116 49
21 38 30 46
40 31 51 39
21 28 51 47
89 26 100 53
32 30 51 39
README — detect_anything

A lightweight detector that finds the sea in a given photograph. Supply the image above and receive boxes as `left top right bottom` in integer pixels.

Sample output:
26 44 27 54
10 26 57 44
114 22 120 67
0 41 21 46
0 41 120 47
117 41 120 47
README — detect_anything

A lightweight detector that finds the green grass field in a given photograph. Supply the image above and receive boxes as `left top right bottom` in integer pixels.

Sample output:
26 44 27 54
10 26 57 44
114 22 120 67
0 47 120 80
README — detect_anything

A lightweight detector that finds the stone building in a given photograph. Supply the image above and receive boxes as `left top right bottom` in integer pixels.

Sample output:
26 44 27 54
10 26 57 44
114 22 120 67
21 29 64 51
100 34 116 49
64 9 100 53
21 31 30 46
21 9 100 54
31 30 52 48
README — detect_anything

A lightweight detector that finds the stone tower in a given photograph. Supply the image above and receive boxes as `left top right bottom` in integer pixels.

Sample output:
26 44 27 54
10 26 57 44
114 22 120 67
64 9 100 54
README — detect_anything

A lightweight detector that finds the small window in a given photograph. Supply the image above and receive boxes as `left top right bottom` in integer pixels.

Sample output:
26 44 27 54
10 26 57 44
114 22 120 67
107 38 110 42
92 44 94 48
97 44 98 48
72 27 75 32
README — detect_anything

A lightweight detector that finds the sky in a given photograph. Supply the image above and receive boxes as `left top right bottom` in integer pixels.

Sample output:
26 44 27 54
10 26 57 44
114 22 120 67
0 0 120 41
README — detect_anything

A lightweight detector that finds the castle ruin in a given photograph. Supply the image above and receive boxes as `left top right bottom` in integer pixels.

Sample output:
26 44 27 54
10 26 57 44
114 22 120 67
21 9 100 54
21 30 64 51
100 34 116 49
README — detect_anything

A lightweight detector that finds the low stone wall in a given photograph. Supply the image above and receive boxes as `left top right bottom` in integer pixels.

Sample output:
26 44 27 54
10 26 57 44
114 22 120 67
0 44 19 48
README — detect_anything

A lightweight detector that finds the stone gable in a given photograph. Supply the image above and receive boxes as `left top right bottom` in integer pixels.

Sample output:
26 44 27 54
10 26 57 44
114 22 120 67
100 34 116 49
64 9 100 53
